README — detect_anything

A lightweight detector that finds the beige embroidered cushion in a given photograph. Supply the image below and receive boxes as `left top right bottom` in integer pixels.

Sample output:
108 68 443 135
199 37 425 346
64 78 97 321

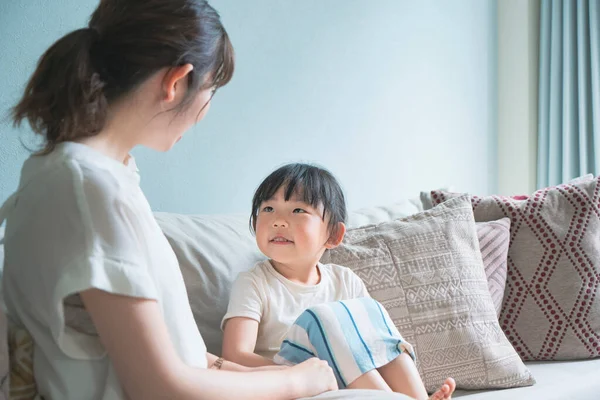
322 196 534 392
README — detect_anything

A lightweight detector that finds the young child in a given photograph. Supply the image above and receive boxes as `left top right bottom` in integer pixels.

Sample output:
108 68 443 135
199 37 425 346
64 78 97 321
222 163 456 400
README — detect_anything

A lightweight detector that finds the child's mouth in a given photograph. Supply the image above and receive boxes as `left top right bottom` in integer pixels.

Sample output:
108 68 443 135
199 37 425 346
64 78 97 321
270 237 293 244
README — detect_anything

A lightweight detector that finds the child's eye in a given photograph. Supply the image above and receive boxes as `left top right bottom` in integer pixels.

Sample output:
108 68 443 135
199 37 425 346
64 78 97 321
293 208 307 214
262 206 273 212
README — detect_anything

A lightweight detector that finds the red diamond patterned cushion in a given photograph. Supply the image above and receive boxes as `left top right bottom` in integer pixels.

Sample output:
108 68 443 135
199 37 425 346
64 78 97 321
429 176 600 361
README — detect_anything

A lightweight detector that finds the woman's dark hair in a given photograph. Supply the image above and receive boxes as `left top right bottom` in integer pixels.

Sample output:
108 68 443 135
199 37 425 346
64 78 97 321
12 0 234 154
250 163 347 238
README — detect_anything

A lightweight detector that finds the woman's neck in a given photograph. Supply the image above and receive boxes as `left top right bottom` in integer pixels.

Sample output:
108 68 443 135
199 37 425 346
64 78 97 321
76 134 133 165
76 99 141 164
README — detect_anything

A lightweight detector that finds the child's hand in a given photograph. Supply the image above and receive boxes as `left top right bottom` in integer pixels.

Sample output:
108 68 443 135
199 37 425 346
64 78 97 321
287 358 337 398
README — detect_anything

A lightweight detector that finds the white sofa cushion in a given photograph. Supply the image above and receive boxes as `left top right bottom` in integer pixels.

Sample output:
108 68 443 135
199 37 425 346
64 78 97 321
455 358 600 399
155 212 264 355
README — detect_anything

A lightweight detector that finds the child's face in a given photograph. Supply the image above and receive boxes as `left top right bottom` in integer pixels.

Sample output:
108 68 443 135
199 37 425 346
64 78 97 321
255 187 333 268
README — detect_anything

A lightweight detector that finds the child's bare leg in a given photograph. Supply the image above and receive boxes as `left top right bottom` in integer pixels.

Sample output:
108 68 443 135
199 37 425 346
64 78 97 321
377 353 428 398
346 369 392 391
378 353 456 400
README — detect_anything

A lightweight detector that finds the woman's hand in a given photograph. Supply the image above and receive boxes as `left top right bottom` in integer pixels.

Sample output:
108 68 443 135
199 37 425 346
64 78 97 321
286 358 337 398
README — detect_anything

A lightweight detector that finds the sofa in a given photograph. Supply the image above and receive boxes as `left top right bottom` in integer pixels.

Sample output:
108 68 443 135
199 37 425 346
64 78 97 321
1 185 600 400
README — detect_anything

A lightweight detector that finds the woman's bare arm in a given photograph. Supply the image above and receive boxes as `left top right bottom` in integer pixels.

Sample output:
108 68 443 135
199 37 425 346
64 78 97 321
81 289 336 400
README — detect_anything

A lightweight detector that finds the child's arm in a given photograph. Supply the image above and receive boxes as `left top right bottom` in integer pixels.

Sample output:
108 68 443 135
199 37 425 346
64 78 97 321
80 289 336 400
222 272 275 367
222 317 276 367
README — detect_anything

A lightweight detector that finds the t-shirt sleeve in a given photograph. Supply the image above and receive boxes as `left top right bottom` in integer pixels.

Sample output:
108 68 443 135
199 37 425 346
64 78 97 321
220 272 263 330
347 269 370 298
50 164 160 360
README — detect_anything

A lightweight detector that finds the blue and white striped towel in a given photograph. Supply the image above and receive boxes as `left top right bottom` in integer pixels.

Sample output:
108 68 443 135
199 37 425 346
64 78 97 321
273 297 415 388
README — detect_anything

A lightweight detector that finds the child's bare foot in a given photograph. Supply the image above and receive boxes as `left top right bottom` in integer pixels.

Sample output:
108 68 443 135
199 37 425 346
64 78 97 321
428 378 455 400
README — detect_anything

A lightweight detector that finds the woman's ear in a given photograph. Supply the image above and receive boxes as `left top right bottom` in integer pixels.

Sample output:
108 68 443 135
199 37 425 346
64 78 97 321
162 64 194 103
325 222 346 249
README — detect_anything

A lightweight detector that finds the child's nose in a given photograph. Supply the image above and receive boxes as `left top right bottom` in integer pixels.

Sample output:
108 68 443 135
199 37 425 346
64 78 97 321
272 216 288 228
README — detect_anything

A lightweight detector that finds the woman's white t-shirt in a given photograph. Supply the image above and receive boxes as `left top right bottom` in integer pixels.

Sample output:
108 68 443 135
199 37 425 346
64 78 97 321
1 142 207 399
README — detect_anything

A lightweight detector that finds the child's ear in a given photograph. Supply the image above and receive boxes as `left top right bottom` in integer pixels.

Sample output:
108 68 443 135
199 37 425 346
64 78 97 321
325 222 346 249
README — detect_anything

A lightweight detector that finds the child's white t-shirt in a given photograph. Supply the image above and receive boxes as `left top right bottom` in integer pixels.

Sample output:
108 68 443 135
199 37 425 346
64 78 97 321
1 142 207 400
222 260 369 359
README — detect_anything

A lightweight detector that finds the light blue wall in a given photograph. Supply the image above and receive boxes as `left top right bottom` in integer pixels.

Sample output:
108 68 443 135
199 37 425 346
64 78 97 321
0 0 498 214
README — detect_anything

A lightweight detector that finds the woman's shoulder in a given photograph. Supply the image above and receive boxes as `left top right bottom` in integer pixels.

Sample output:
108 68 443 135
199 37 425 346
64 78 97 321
18 143 128 199
7 145 143 242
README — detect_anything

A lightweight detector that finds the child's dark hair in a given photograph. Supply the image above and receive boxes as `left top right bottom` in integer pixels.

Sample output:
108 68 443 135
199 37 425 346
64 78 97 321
12 0 234 154
250 163 347 238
